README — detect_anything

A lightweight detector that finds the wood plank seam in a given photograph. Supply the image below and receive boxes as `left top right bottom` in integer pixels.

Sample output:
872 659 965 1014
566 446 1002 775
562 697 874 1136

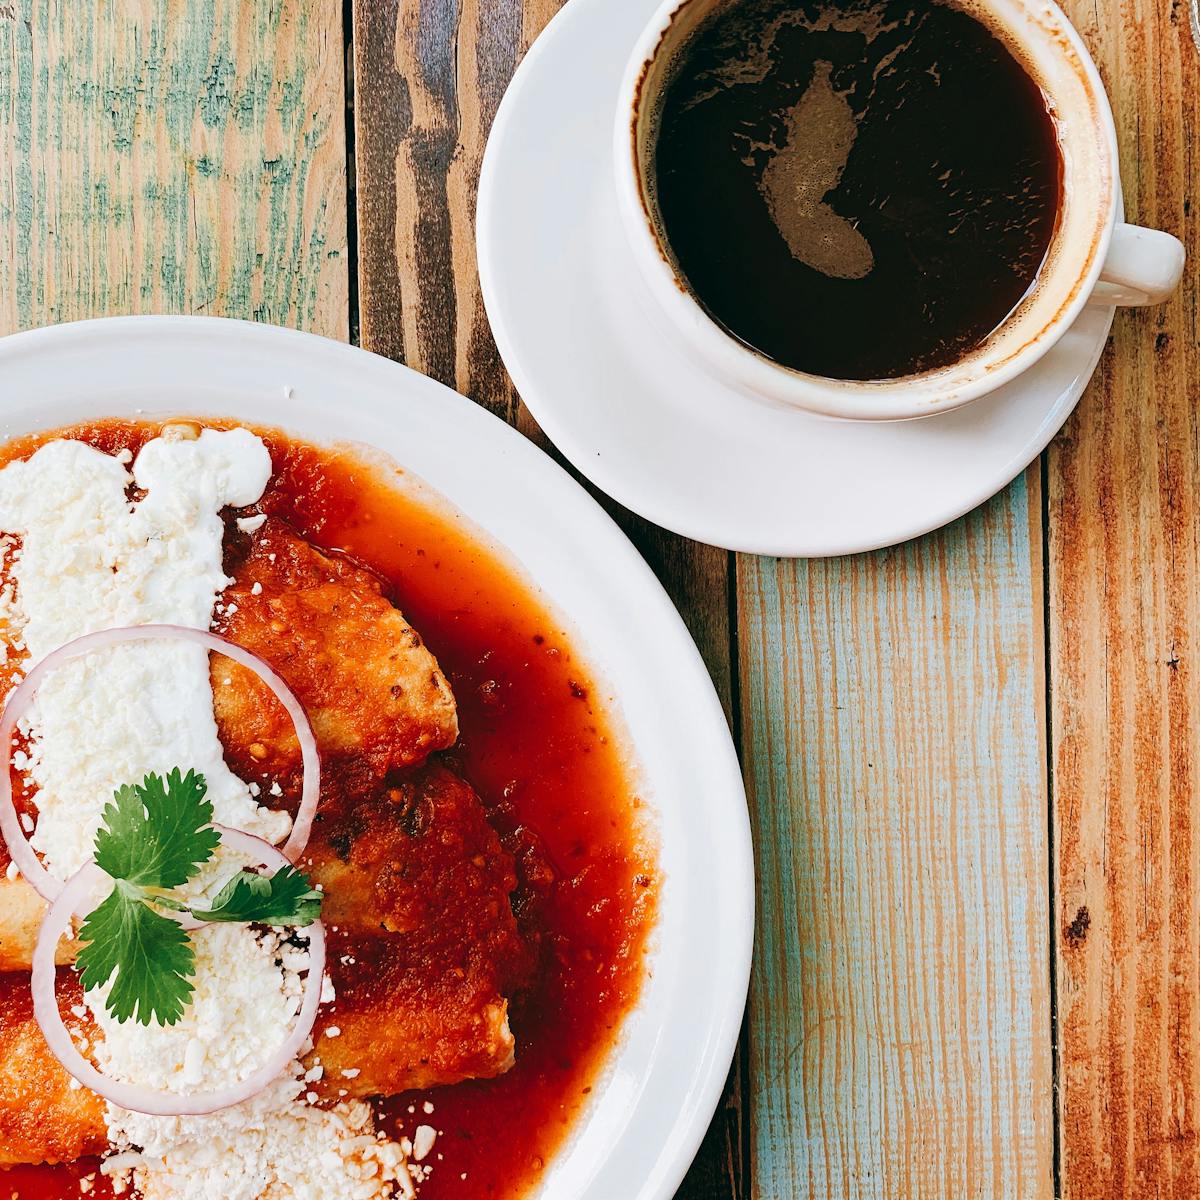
1040 449 1065 1200
343 0 361 345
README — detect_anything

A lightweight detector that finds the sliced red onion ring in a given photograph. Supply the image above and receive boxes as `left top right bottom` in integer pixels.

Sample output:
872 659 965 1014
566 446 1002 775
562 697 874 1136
32 825 326 1116
0 624 320 904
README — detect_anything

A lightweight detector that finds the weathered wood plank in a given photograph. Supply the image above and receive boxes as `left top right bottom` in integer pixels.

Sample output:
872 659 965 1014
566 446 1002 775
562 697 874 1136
0 0 347 338
741 471 1053 1200
1047 2 1198 1194
351 2 742 1195
353 0 521 414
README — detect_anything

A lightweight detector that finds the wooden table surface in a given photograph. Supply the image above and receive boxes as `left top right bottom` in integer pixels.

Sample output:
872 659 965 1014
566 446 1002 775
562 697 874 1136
0 1 1195 1197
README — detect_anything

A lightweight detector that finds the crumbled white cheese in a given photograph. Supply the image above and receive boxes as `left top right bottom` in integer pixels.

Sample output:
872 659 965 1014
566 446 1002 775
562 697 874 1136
0 432 288 878
236 513 268 535
412 1126 436 1162
0 431 412 1199
92 925 305 1093
251 581 263 596
105 1075 415 1200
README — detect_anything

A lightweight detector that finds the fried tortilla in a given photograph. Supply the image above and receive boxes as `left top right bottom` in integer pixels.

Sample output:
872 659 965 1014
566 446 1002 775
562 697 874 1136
0 877 75 971
0 971 105 1165
211 518 459 788
306 763 529 1097
0 763 524 1160
0 522 526 1164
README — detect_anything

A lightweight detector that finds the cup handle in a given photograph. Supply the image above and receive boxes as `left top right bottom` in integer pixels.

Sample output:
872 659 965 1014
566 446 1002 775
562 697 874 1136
1089 222 1186 306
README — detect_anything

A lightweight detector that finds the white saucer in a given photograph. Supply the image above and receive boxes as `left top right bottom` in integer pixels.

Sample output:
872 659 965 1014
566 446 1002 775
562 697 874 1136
476 0 1116 557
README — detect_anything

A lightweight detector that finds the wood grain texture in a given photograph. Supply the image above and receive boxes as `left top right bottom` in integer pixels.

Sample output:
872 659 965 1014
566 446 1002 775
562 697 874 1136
351 2 742 1195
741 472 1053 1200
1047 2 1199 1194
0 0 347 338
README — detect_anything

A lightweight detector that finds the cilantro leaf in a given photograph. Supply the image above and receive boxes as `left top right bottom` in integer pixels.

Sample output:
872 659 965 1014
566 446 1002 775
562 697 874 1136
76 883 196 1026
191 865 324 927
93 769 220 890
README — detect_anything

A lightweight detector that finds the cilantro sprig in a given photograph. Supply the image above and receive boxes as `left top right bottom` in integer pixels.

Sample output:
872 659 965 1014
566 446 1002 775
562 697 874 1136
190 864 323 926
74 769 323 1027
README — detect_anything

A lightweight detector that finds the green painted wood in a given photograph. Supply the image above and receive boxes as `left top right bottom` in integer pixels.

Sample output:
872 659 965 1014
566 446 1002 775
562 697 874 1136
0 0 347 338
739 472 1053 1200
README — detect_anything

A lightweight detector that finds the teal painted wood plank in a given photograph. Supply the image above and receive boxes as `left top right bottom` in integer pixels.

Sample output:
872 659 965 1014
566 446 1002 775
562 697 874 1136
0 0 347 337
740 472 1052 1200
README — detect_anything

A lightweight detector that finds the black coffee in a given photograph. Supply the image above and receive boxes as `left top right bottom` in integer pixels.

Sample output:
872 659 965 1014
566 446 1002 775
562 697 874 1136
648 0 1062 380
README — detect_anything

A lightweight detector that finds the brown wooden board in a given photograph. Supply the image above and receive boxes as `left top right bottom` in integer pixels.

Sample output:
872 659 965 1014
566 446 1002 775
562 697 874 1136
1047 3 1200 1196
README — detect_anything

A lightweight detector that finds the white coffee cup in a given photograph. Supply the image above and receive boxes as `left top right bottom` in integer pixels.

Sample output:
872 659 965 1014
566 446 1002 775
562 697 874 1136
613 0 1185 421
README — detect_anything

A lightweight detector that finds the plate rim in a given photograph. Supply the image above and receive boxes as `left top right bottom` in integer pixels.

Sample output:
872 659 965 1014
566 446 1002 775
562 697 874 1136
0 313 754 1200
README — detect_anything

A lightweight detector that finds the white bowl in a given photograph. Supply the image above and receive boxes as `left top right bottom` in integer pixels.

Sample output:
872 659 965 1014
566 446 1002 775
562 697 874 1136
0 315 754 1200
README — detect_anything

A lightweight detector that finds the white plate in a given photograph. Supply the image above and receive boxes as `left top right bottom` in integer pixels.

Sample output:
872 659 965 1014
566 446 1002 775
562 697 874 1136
0 315 752 1200
476 0 1116 557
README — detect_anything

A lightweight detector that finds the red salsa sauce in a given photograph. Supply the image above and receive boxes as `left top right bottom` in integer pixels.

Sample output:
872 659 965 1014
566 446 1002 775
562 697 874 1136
0 420 658 1199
